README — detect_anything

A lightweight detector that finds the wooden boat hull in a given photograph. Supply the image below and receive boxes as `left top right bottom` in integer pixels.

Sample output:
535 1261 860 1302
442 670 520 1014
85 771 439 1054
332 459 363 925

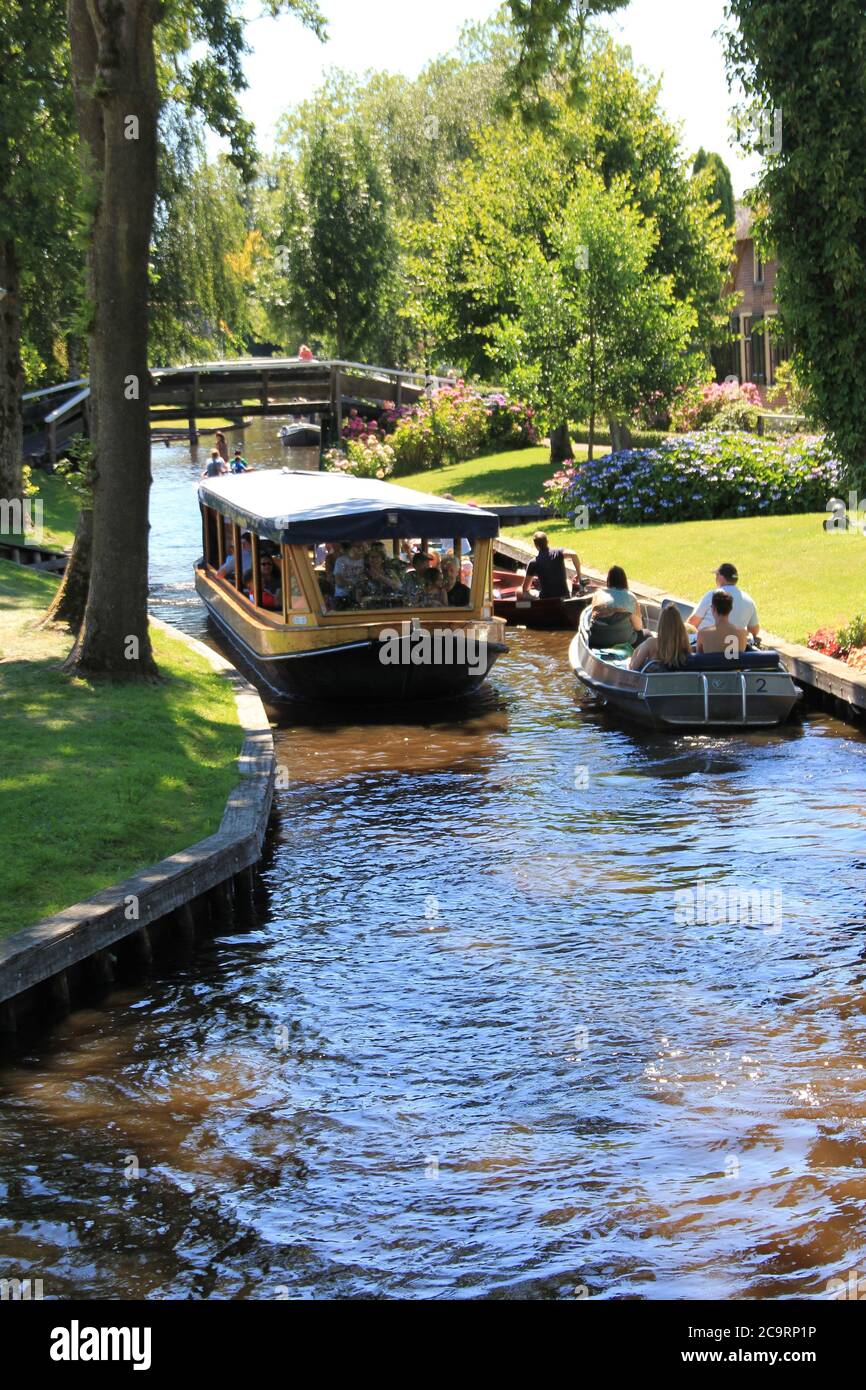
569 607 801 730
494 593 590 630
196 571 506 705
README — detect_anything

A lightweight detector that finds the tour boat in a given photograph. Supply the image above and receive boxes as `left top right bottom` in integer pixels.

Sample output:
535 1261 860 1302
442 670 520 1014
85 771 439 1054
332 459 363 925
492 567 591 630
569 599 801 729
195 470 508 703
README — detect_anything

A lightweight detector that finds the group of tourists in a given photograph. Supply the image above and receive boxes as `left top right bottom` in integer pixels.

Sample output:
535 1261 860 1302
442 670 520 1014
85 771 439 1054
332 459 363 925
318 541 472 611
200 430 252 479
586 561 760 668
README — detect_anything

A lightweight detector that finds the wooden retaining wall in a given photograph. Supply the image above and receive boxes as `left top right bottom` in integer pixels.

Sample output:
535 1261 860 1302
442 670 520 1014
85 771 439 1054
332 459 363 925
497 533 866 724
0 619 276 1033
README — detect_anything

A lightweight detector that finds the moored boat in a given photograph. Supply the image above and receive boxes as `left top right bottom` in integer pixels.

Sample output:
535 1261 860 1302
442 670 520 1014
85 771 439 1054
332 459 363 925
195 470 507 703
492 566 591 630
569 599 801 729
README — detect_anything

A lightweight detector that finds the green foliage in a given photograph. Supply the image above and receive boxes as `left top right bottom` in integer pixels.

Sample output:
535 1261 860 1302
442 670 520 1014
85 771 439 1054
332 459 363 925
415 38 734 378
150 156 259 363
54 435 96 504
272 119 395 360
765 358 814 419
837 612 866 653
502 1 629 122
725 1 866 487
387 385 537 474
692 148 736 227
710 400 760 433
489 171 700 445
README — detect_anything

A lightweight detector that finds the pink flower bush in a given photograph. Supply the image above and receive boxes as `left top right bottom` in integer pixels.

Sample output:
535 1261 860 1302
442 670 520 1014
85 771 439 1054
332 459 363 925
670 380 763 433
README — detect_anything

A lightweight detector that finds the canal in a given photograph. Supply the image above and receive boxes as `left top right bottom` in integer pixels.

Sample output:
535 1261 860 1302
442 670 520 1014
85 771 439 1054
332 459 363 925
1 420 865 1299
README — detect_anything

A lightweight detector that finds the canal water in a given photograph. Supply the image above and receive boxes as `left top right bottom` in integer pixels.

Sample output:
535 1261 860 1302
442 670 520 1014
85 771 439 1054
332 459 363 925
2 420 866 1299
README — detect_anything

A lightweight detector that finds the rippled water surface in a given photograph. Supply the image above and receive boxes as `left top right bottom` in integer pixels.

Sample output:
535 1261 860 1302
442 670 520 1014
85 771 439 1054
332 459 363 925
1 425 865 1299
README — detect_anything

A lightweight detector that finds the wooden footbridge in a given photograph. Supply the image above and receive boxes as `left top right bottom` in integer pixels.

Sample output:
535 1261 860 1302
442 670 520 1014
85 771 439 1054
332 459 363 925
24 358 472 464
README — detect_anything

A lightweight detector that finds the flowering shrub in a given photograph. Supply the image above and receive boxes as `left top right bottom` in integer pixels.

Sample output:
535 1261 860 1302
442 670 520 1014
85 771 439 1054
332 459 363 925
808 616 866 669
670 380 763 433
542 432 842 525
324 433 396 480
389 382 536 475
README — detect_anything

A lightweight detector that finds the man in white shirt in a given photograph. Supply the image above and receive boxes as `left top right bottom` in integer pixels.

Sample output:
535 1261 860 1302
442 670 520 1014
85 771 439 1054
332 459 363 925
687 563 760 637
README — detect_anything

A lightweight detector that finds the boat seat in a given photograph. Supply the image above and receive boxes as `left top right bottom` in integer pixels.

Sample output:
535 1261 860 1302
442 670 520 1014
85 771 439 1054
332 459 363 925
683 650 783 672
588 614 638 647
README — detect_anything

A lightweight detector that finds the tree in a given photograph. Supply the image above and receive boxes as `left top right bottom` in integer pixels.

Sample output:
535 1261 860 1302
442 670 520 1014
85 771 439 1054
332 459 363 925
692 148 735 227
503 0 630 121
415 38 733 380
490 173 699 461
63 0 324 680
277 119 394 360
0 0 79 503
725 1 866 485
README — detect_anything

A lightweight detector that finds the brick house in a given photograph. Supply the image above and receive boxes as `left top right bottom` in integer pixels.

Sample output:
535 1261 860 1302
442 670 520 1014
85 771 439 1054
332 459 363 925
716 203 790 393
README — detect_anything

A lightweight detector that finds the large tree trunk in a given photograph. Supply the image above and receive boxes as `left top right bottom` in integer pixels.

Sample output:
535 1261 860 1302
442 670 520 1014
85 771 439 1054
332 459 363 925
0 239 23 504
43 507 93 631
65 0 159 680
549 421 573 465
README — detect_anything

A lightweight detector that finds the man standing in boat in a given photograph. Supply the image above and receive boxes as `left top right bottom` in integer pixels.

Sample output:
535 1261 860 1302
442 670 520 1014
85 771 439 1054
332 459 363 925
519 531 581 600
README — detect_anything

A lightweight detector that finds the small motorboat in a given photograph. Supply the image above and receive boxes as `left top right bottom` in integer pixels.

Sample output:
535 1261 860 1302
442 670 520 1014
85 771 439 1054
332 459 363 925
569 599 801 729
492 567 592 630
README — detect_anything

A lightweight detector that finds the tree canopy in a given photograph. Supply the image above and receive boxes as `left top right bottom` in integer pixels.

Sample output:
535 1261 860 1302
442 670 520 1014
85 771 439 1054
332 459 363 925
726 0 866 485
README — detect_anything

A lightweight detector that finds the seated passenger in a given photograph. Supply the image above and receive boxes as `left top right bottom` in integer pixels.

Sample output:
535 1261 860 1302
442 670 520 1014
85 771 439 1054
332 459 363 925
332 542 366 605
257 555 282 610
361 546 401 604
218 535 252 583
687 562 760 640
589 566 644 646
440 554 471 607
696 589 750 658
420 567 448 607
400 551 431 604
630 606 691 671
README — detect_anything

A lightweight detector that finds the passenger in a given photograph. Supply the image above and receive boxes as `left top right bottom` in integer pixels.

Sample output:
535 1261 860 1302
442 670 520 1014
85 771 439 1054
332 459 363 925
589 566 644 646
420 567 449 607
201 448 227 479
332 542 366 605
400 551 431 604
254 555 281 610
519 531 581 599
362 546 401 603
218 535 252 583
440 554 471 607
630 606 691 670
687 562 760 639
214 430 229 464
696 590 750 658
230 447 252 473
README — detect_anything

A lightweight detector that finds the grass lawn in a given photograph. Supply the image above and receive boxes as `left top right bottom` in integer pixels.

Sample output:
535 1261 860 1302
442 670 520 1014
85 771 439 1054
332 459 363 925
397 448 866 644
0 560 243 940
397 445 588 506
14 472 80 552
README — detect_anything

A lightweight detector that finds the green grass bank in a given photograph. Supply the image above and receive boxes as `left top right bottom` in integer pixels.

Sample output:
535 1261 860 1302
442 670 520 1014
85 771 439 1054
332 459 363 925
0 561 243 940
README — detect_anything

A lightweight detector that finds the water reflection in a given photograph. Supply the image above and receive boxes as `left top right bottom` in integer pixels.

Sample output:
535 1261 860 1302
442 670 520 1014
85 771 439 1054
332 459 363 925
0 436 865 1299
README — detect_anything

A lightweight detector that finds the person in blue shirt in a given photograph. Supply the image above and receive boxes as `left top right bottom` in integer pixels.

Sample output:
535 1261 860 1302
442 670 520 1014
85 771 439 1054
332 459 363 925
230 447 252 473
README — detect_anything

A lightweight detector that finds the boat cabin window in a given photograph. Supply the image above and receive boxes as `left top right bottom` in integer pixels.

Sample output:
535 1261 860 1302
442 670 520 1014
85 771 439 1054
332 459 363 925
313 539 475 612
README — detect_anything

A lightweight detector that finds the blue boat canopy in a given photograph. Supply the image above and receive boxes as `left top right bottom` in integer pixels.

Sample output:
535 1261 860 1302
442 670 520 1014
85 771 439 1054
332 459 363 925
199 469 500 544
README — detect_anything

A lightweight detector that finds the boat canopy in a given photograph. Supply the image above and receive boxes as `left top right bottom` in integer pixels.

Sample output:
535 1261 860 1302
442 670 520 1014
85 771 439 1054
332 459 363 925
199 469 500 544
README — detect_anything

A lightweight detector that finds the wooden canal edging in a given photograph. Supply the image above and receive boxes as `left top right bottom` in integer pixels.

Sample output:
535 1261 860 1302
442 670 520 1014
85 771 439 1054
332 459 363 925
497 533 866 726
0 618 276 1034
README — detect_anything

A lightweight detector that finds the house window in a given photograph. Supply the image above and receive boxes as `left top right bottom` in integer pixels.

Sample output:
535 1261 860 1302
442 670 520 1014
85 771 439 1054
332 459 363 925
754 251 765 286
750 317 766 385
